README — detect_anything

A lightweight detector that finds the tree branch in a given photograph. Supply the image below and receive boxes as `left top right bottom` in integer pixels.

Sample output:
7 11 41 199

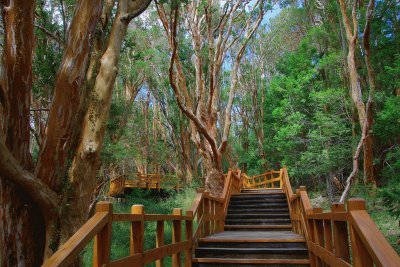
0 133 59 215
168 4 220 164
34 24 64 48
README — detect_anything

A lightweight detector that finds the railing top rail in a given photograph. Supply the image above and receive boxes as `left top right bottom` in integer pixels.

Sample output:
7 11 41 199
43 211 109 267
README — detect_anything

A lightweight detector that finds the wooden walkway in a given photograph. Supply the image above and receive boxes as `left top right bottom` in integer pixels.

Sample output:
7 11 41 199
193 189 310 266
108 173 180 196
43 167 400 267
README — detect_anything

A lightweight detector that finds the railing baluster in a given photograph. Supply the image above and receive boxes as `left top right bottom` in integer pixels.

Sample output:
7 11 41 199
204 193 211 236
93 202 112 267
323 217 333 255
313 207 325 267
156 220 164 267
332 203 350 263
347 199 373 267
172 208 182 267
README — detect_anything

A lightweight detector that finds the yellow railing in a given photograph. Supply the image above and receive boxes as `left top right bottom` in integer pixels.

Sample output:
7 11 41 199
242 170 282 189
43 169 243 267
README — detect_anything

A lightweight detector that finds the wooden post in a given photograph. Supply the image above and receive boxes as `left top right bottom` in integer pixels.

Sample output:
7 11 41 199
172 208 182 267
156 220 164 267
324 217 333 253
211 200 216 234
185 210 193 266
131 204 144 264
332 203 350 263
93 202 112 267
219 202 224 232
203 192 211 236
197 191 204 238
347 198 373 267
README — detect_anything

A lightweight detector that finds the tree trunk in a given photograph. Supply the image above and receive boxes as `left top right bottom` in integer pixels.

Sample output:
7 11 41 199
0 1 46 266
338 0 376 187
63 0 151 243
362 0 376 186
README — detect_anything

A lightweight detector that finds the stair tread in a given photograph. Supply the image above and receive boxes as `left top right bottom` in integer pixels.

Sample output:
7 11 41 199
199 231 305 243
225 225 292 229
226 218 290 221
196 247 308 252
227 213 290 217
192 258 310 264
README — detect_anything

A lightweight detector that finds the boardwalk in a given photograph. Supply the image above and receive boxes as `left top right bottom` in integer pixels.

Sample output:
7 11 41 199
108 173 180 196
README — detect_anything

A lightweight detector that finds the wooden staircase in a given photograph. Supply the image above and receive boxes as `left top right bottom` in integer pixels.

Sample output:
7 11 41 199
42 167 400 267
193 188 310 266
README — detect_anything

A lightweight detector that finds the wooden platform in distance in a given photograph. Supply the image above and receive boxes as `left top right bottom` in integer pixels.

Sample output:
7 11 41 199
108 173 180 196
199 231 306 243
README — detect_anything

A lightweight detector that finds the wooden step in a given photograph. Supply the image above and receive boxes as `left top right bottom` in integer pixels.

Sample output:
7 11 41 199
224 225 293 231
227 208 289 214
241 189 283 193
226 213 290 219
192 257 310 265
198 231 306 243
195 247 309 259
231 194 286 199
228 203 288 209
229 198 288 204
225 218 291 225
236 191 286 197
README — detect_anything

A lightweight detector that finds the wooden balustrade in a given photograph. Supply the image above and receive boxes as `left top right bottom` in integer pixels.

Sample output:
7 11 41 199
108 173 181 196
243 170 282 189
43 169 243 267
280 166 400 267
43 167 399 267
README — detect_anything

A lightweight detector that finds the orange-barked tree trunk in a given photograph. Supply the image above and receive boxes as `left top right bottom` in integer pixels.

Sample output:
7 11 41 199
0 1 45 266
156 0 268 196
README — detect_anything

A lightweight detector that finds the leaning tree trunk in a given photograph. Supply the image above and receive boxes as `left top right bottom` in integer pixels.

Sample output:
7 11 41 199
338 0 376 186
0 1 46 266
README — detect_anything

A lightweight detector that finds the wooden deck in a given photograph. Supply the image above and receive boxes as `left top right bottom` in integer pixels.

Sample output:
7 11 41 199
108 173 180 196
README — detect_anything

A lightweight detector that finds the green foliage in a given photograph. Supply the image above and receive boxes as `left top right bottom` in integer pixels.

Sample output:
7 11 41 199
379 147 400 218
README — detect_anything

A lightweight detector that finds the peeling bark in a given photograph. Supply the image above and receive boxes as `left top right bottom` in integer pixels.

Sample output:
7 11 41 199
62 0 151 245
35 0 102 192
338 0 376 186
0 1 46 266
156 0 267 196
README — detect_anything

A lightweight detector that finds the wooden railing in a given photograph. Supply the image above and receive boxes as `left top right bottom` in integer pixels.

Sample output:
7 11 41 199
43 169 243 267
280 166 400 267
109 173 180 196
242 170 281 189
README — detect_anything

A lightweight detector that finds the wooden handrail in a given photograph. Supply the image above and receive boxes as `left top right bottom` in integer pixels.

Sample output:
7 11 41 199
44 167 399 267
280 166 400 267
43 169 243 267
